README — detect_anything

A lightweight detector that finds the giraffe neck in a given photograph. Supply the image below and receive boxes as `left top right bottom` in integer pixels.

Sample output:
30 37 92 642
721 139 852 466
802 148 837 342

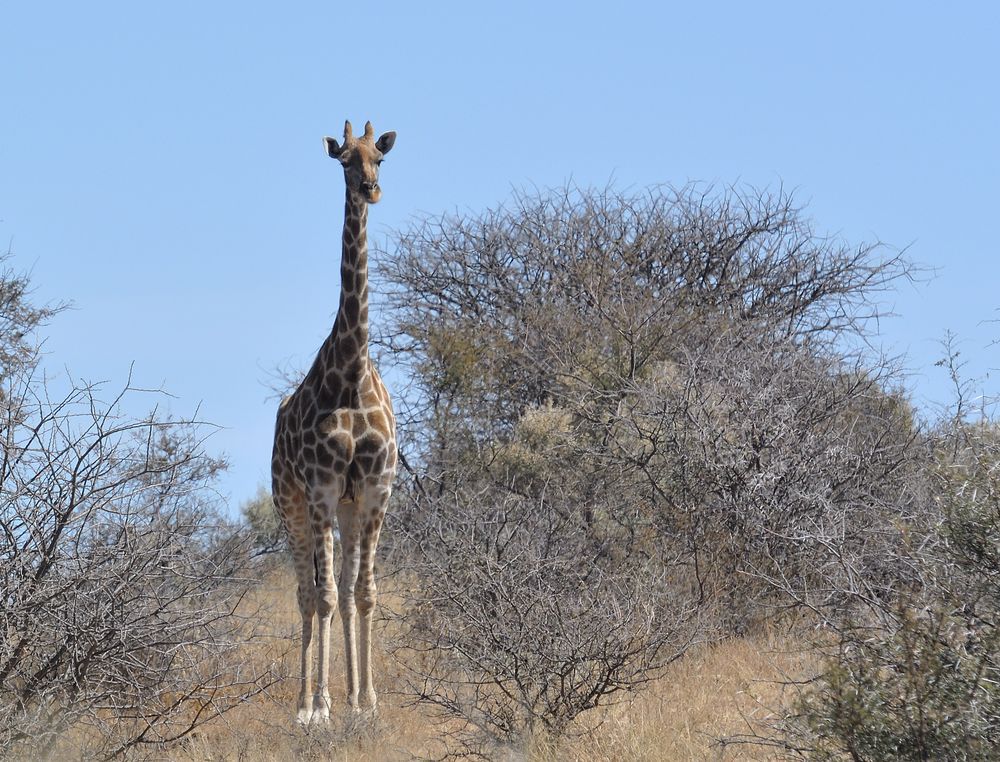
335 188 370 357
304 188 371 396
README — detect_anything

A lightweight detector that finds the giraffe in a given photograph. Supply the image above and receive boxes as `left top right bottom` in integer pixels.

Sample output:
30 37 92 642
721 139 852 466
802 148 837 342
272 120 398 723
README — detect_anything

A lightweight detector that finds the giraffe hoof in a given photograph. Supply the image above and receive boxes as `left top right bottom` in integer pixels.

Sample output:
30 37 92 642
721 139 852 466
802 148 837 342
312 694 332 723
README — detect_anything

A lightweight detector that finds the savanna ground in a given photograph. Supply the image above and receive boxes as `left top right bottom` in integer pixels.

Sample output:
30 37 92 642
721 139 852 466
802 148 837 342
155 566 809 762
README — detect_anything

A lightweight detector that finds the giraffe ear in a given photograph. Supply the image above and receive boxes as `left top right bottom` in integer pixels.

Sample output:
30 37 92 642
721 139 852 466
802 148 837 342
376 131 396 155
324 136 343 159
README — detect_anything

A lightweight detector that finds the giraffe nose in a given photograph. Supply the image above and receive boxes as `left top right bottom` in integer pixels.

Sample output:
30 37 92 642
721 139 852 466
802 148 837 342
361 181 378 194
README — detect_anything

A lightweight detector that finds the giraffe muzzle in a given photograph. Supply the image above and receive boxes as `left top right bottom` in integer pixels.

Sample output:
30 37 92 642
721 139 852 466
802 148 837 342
360 182 380 202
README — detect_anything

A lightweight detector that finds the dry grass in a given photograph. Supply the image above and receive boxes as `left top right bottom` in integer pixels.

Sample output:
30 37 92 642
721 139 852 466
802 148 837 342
150 566 809 761
546 633 811 761
166 565 443 762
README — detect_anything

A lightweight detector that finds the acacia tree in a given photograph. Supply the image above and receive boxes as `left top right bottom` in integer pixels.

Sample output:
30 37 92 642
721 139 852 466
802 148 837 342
0 254 276 759
372 184 921 752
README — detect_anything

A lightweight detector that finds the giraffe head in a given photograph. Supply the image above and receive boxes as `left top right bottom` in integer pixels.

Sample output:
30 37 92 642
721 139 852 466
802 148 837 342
324 120 396 204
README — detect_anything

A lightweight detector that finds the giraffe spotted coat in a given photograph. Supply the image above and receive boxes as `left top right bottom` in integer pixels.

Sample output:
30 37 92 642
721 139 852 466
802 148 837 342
271 120 398 722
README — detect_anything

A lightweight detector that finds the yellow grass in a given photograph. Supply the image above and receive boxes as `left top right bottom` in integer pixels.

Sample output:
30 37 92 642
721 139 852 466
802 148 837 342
159 566 809 761
547 635 809 761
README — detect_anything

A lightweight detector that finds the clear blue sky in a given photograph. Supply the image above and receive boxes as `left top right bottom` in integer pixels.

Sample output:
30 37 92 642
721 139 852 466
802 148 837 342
3 2 998 509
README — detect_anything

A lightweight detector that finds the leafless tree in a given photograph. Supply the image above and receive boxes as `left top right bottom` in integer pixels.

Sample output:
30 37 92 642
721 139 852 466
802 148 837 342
0 255 278 759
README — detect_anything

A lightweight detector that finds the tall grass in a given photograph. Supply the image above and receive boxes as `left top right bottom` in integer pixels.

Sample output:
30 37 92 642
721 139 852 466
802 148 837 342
151 566 808 761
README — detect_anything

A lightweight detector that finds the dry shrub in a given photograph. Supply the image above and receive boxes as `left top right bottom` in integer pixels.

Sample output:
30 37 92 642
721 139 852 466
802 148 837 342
0 254 278 759
371 183 917 753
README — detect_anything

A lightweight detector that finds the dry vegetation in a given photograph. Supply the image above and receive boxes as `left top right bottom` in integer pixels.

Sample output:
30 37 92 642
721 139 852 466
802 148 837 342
162 565 810 762
9 184 1000 760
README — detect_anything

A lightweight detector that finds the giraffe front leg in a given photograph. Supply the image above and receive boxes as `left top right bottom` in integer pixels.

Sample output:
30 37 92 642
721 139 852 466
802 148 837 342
337 500 362 709
357 485 389 709
310 486 341 722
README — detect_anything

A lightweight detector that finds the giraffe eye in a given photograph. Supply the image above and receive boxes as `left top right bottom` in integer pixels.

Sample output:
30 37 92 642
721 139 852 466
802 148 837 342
376 159 383 166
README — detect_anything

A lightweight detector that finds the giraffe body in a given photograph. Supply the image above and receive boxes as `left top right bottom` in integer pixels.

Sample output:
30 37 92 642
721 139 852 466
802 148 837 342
272 120 398 721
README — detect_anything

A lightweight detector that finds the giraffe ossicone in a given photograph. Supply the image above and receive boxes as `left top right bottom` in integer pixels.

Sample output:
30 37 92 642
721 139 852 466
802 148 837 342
272 119 398 722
